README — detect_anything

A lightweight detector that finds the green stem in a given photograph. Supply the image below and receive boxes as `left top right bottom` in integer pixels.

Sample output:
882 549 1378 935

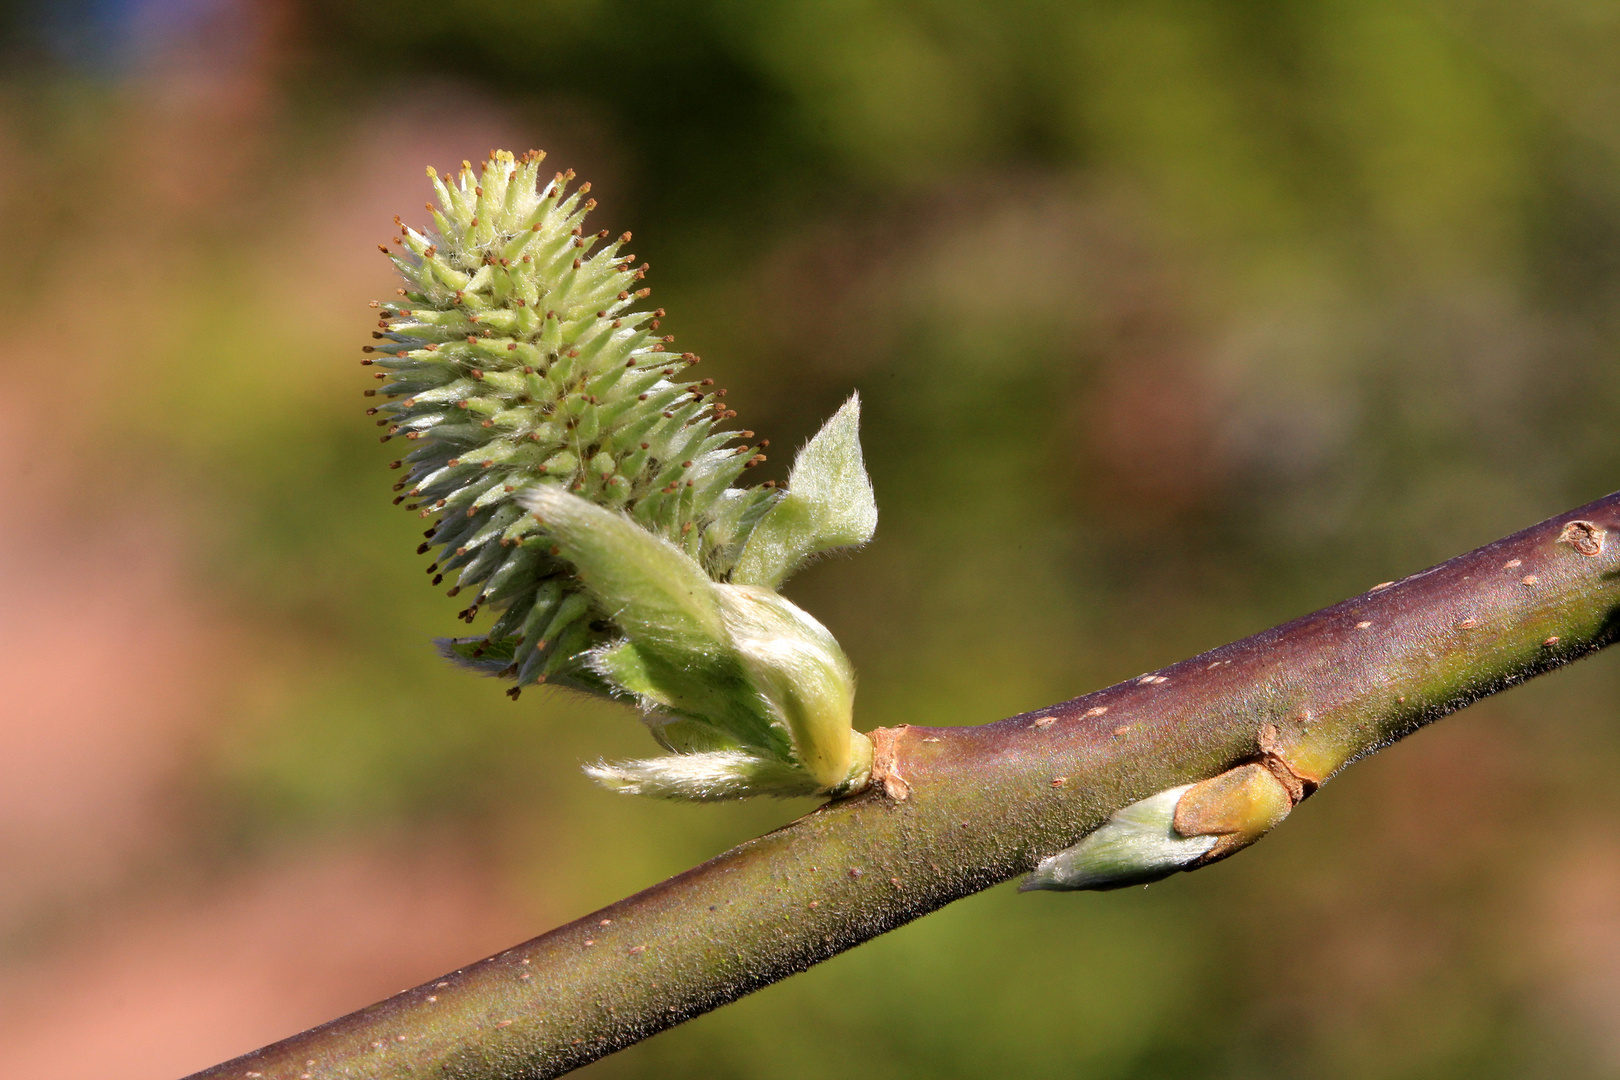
189 493 1620 1080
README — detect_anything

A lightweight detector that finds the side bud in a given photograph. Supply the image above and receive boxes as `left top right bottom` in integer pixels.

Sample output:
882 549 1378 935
1020 785 1216 892
1022 762 1297 892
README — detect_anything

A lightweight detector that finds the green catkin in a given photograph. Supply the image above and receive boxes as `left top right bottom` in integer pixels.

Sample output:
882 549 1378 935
368 151 879 801
369 151 778 697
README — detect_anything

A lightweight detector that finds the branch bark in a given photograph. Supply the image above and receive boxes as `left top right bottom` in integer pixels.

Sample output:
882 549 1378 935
189 493 1620 1080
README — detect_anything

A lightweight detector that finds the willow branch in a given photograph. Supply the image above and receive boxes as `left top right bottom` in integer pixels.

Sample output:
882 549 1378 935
189 493 1620 1080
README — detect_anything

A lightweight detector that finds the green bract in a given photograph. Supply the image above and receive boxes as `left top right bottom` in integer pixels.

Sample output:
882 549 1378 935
365 151 877 799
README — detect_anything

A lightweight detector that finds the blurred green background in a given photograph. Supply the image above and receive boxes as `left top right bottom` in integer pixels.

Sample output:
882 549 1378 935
6 0 1620 1077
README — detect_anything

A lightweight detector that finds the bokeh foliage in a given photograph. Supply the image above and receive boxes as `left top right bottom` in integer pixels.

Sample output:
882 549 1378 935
8 0 1620 1076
